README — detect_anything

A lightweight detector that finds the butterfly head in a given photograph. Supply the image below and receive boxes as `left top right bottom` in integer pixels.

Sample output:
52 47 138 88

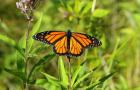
92 37 102 47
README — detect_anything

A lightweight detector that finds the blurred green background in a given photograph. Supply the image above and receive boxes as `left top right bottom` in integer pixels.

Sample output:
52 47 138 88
0 0 140 90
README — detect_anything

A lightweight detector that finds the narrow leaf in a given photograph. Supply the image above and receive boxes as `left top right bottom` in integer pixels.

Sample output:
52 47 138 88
28 54 55 81
81 2 92 15
99 72 114 82
71 61 86 86
42 72 58 81
28 13 43 52
74 0 80 15
91 0 96 13
0 21 10 32
92 9 110 18
58 57 68 87
41 72 60 86
16 51 24 71
83 82 102 90
73 71 93 88
35 54 55 66
0 34 16 46
4 68 25 81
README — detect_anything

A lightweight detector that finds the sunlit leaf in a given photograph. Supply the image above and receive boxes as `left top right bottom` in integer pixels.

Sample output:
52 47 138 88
42 72 60 86
0 34 16 46
91 0 96 13
92 9 110 18
58 57 68 87
28 13 43 52
81 2 92 15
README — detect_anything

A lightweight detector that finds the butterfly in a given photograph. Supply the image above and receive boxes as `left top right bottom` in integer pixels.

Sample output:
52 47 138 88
33 30 102 57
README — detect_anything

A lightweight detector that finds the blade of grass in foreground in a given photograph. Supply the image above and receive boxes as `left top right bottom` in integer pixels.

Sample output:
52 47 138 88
58 57 68 88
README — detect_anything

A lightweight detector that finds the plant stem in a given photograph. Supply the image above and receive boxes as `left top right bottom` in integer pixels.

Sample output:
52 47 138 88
67 56 72 90
24 18 32 90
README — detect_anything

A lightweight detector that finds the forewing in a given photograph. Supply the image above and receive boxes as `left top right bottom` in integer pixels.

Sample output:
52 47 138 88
33 31 66 44
72 33 92 47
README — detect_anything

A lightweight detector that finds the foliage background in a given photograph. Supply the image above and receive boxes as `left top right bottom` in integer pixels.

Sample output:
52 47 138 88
0 0 140 90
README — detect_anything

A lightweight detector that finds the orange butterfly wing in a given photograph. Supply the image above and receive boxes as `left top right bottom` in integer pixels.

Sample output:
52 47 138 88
33 31 68 55
72 33 93 47
33 31 66 44
53 36 68 55
69 37 83 56
68 33 93 56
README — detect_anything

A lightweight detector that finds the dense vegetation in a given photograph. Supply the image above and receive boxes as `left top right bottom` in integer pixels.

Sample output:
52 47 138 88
0 0 140 90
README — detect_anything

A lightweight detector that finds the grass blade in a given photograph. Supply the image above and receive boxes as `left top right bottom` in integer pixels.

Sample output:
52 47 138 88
73 70 93 88
71 61 86 86
99 72 114 82
58 57 68 88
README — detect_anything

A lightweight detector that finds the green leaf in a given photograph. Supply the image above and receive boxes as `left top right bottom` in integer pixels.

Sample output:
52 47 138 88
74 0 80 15
71 61 86 86
73 70 93 88
0 34 16 46
83 82 101 90
28 13 43 52
4 68 25 81
28 54 55 82
118 75 128 89
42 72 58 81
66 4 73 13
0 21 10 32
99 72 114 82
58 57 68 87
35 54 55 66
71 66 82 86
16 51 24 72
0 34 24 57
91 0 96 13
92 9 110 18
42 72 60 86
18 33 26 49
81 2 92 15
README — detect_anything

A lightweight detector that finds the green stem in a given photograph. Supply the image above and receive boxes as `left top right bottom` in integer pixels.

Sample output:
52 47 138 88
67 56 72 90
24 19 32 90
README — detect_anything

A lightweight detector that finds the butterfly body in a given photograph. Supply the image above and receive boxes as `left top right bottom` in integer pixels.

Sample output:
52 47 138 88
33 30 101 57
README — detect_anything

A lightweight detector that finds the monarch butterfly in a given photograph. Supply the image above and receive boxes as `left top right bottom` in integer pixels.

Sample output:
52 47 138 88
33 30 102 57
